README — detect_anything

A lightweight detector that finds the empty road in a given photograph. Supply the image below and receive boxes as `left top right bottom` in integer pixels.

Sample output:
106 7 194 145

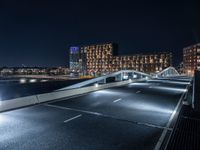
0 78 189 150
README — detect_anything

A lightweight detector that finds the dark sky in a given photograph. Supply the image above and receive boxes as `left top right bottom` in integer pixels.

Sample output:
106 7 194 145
0 0 200 67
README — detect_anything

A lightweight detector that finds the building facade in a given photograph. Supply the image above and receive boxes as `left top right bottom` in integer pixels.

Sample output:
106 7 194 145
69 43 172 76
69 43 118 75
69 46 80 71
83 43 118 75
111 53 172 73
183 43 200 76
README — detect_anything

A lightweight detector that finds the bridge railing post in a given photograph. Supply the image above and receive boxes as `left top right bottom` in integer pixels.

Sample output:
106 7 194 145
192 70 200 112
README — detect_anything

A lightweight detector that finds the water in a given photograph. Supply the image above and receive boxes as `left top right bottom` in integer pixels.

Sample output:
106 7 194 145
0 78 87 100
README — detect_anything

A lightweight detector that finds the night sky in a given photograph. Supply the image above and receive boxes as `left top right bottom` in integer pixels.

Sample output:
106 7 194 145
0 0 200 67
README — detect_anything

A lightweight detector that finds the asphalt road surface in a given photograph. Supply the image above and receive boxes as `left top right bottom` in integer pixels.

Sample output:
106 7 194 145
0 79 189 150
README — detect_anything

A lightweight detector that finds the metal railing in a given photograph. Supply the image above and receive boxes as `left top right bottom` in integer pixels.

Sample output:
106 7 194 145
57 70 151 90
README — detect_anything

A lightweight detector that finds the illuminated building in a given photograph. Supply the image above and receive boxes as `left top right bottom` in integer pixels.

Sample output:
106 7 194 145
69 47 80 71
183 43 200 76
69 43 172 75
82 43 118 75
112 53 172 73
177 62 184 74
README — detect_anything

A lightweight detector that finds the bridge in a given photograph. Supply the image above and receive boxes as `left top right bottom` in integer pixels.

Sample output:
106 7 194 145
0 67 198 150
58 69 152 90
156 67 180 78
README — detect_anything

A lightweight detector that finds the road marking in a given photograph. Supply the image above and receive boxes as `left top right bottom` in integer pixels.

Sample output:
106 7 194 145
113 98 122 103
44 104 168 130
136 91 141 94
44 104 102 116
64 114 82 123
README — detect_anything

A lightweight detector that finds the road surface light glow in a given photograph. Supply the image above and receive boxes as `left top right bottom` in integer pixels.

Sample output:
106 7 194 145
19 78 26 84
94 90 124 96
150 86 187 93
125 101 173 114
129 82 151 86
94 83 99 87
29 79 37 83
147 79 190 85
0 114 7 124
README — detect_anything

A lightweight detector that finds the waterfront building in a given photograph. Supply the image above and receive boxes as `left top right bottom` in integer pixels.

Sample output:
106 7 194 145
111 53 172 73
69 43 172 75
69 47 81 72
183 43 200 76
82 43 118 75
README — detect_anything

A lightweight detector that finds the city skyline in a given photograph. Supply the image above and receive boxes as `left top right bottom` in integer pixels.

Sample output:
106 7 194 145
0 0 200 67
0 1 198 149
69 43 172 75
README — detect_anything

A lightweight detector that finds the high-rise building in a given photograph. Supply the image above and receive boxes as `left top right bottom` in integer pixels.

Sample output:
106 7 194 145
82 43 118 75
69 47 80 71
183 43 200 76
69 43 172 76
69 43 118 75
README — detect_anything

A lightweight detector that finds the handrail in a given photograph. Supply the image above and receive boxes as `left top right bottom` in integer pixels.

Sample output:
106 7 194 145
57 70 151 90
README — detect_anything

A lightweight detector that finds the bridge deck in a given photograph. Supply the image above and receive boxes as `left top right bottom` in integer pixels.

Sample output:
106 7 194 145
0 79 188 150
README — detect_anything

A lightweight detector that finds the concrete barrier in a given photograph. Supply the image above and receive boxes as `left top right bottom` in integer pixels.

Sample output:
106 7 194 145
0 96 38 112
0 79 140 112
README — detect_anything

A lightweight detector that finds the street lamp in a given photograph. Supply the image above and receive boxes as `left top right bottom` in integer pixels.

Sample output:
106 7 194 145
94 83 99 87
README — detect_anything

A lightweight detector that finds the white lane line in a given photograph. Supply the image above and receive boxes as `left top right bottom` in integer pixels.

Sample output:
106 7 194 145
64 114 82 123
44 104 168 130
44 104 102 116
113 98 122 103
136 91 141 94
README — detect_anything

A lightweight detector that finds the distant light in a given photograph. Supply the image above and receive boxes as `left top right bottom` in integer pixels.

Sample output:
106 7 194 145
19 78 26 84
94 83 99 87
145 76 149 80
29 79 37 83
123 75 128 80
173 110 177 115
129 79 132 82
41 80 48 82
